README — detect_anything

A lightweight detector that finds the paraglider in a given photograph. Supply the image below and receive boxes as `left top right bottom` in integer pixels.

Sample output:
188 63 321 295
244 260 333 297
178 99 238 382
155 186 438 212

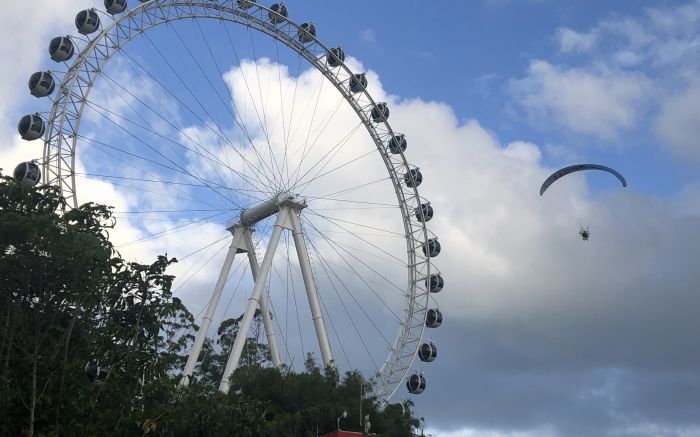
540 164 627 241
539 164 627 196
579 226 590 241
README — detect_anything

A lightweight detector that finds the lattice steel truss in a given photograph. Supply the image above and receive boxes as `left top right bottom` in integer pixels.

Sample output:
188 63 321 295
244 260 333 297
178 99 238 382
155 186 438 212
42 0 436 403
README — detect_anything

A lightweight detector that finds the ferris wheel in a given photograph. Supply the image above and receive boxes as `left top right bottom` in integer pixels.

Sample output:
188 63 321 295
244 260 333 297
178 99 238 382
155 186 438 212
16 0 444 403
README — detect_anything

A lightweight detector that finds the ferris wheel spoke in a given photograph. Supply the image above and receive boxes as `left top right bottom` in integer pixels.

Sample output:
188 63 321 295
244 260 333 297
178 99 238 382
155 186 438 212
302 219 402 321
294 147 377 194
117 210 230 249
305 209 404 237
78 108 244 209
302 222 407 304
307 177 399 202
91 68 233 181
305 235 385 373
282 233 306 362
134 32 281 193
72 129 226 205
247 27 286 189
77 173 271 199
109 51 277 196
219 22 286 193
81 98 267 204
192 17 258 196
303 211 407 266
316 287 353 370
76 173 230 209
86 45 232 190
268 259 302 365
275 39 293 185
221 23 283 190
305 194 399 209
287 94 353 188
272 234 353 369
289 121 365 192
172 234 231 294
173 19 282 193
286 73 331 187
289 82 344 186
113 208 234 214
78 75 246 204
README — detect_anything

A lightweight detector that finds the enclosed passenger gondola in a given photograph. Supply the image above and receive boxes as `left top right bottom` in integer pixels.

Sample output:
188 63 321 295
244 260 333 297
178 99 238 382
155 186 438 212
418 342 437 362
28 72 55 97
349 73 367 93
75 9 101 35
422 238 441 257
406 373 426 394
298 22 316 43
13 162 41 187
404 168 422 188
49 36 74 62
426 308 442 328
371 103 390 123
388 134 407 154
269 3 288 24
104 0 128 15
327 47 345 67
415 203 433 222
425 273 443 293
18 114 45 141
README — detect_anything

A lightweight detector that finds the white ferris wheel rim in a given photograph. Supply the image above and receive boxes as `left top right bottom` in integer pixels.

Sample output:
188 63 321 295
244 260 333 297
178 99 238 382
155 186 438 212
40 0 436 403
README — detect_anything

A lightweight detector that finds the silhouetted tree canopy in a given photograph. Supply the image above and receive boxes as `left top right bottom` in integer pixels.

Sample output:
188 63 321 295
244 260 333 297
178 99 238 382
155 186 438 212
0 175 420 436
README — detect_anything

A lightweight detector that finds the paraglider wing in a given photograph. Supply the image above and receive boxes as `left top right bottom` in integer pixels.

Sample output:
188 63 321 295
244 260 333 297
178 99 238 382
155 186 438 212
539 164 627 196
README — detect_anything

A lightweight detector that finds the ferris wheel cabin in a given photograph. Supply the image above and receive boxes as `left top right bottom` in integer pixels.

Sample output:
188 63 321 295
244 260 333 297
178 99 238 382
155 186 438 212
406 373 426 394
388 134 407 154
49 36 74 62
28 71 55 97
327 47 345 67
75 9 101 35
13 162 41 187
18 114 45 141
426 308 442 328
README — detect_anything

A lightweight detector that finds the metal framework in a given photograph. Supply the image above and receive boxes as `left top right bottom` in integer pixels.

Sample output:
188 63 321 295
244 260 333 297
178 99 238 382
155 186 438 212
41 0 435 402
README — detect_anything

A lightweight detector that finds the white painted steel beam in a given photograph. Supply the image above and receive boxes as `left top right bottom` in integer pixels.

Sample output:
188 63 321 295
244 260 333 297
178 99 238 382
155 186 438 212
290 211 334 368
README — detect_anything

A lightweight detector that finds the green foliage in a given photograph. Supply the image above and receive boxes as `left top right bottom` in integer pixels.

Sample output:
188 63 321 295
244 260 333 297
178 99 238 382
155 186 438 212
0 175 195 436
0 175 422 436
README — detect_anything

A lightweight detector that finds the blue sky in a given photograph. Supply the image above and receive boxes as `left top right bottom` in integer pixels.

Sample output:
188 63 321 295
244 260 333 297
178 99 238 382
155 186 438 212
289 0 699 197
1 1 700 436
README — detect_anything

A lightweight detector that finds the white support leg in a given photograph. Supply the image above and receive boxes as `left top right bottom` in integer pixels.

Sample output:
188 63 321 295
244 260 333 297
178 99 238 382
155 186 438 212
243 229 282 368
181 234 243 386
219 214 286 393
290 211 334 368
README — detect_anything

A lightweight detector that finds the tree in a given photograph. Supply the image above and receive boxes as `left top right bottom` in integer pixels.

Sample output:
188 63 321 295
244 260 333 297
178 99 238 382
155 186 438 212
0 174 197 436
0 174 421 436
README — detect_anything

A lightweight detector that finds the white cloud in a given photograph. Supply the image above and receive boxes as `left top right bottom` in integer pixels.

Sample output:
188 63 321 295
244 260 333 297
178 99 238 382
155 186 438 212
508 60 653 139
425 426 556 437
360 29 377 45
654 77 700 161
556 27 598 53
521 0 700 157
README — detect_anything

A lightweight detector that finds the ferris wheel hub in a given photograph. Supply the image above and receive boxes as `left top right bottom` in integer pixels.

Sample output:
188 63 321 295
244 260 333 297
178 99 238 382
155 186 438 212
234 192 307 228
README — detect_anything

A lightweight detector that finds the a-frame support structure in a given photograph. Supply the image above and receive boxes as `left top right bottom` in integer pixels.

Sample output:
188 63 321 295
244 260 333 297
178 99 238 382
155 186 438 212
181 193 334 393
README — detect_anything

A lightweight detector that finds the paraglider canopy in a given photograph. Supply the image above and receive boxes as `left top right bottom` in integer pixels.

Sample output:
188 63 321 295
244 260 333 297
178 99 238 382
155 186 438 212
540 164 627 196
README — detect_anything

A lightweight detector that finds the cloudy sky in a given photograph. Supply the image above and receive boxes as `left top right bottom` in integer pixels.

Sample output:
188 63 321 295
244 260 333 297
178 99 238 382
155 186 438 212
2 1 700 436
